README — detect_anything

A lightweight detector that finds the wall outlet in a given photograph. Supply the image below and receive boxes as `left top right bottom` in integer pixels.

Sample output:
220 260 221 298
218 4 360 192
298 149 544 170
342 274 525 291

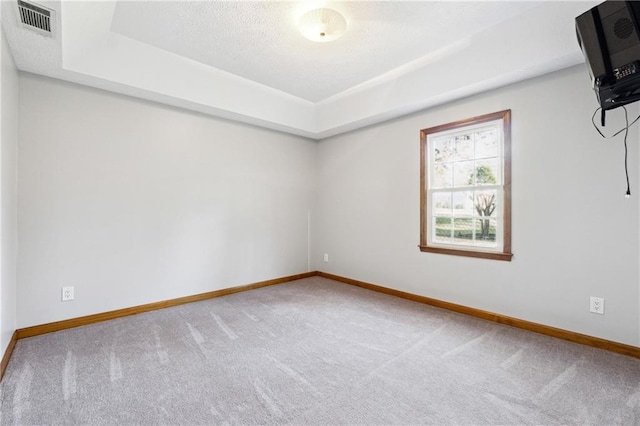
323 253 329 263
590 296 604 314
62 286 74 302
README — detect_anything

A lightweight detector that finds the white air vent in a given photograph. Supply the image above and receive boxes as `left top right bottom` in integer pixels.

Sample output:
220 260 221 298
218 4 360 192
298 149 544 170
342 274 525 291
17 0 54 36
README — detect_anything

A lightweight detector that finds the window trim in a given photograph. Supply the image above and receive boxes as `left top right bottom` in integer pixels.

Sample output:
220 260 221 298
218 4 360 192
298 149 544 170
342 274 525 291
419 110 512 261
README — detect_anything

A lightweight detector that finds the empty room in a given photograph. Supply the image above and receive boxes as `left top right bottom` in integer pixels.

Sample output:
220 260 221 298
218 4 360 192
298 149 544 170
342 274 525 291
0 0 639 424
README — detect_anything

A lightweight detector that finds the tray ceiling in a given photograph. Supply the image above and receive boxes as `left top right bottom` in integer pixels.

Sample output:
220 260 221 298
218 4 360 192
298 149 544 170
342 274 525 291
1 1 599 139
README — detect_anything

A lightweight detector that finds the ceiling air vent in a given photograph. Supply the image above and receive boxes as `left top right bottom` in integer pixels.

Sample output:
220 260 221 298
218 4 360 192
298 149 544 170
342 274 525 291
17 0 53 36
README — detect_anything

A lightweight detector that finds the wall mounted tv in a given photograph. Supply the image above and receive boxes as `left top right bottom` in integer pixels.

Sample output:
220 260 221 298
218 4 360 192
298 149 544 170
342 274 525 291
576 1 640 114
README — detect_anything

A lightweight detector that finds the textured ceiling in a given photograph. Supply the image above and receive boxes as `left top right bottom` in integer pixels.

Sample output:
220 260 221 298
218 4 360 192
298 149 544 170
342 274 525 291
1 1 600 139
110 1 541 102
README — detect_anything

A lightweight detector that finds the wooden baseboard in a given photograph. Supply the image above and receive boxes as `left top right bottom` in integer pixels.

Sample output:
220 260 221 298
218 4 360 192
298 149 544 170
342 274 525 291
17 271 318 339
11 269 639 369
317 271 640 359
0 331 18 381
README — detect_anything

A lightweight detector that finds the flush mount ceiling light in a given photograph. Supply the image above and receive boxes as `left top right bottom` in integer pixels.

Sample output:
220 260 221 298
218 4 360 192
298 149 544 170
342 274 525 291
298 8 347 42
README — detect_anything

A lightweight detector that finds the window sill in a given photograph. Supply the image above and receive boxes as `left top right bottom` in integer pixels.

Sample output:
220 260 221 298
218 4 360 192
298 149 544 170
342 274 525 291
418 245 513 261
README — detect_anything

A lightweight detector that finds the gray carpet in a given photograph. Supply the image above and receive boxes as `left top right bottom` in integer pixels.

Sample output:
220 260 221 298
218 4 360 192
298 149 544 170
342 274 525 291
1 276 639 425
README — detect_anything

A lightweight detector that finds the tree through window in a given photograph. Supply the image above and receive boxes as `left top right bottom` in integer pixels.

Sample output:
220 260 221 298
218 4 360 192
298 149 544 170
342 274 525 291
420 110 512 261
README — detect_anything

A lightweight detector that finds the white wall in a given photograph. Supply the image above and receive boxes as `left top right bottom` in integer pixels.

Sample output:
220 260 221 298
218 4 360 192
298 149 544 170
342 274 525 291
316 65 640 347
14 63 640 348
18 73 316 328
1 26 19 353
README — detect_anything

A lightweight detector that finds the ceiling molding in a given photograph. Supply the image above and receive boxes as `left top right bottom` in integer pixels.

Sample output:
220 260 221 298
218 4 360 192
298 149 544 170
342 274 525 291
1 1 599 140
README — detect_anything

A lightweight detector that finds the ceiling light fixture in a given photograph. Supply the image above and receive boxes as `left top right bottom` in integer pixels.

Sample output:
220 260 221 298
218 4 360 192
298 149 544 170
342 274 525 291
298 8 347 42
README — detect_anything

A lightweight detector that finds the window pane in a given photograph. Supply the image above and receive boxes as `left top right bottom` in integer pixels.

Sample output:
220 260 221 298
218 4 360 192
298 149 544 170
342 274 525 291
434 217 453 243
474 218 497 245
433 137 453 163
453 218 474 242
452 191 473 216
475 128 498 159
420 110 511 260
432 163 452 188
454 135 473 161
453 160 474 187
433 192 452 216
474 159 499 185
474 190 497 218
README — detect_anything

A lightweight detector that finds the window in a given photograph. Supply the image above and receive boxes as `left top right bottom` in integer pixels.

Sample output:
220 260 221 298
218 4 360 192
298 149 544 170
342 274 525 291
420 110 512 261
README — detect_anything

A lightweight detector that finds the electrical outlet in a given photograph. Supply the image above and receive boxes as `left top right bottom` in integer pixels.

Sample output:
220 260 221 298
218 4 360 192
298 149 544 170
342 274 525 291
323 253 329 262
62 286 74 302
590 296 604 314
